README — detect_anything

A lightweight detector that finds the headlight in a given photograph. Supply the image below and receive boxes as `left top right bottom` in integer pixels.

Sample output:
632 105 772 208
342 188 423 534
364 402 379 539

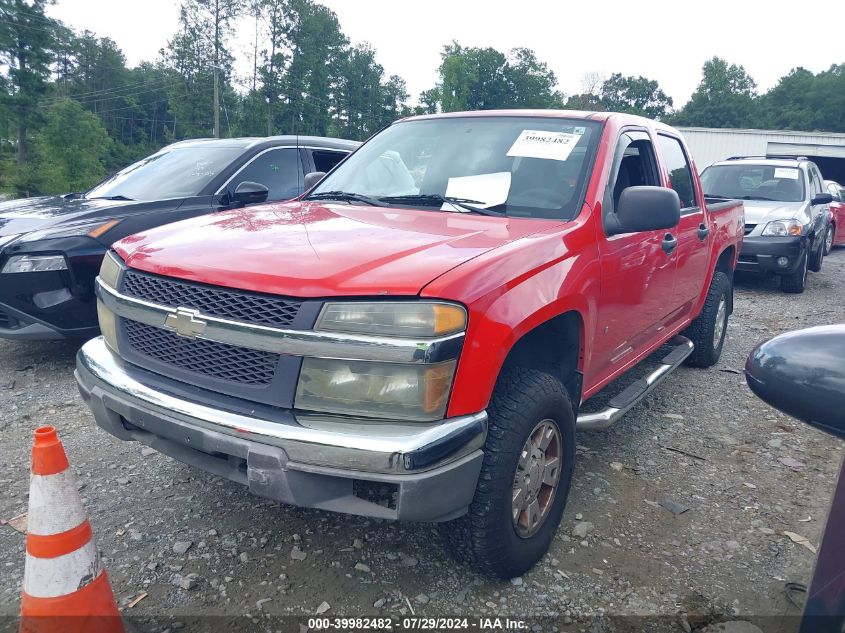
762 219 803 237
1 254 68 273
97 299 119 352
18 218 121 242
316 302 466 338
295 358 457 421
99 251 123 289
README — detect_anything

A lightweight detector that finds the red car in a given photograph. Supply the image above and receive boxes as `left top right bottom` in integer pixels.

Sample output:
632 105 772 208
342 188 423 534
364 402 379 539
76 111 744 577
825 180 845 252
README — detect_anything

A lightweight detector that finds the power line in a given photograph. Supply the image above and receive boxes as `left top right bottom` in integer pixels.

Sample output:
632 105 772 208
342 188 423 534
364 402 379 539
40 79 185 107
41 76 181 104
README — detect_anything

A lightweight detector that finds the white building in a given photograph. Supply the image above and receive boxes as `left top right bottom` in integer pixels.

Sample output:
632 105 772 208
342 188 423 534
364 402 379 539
678 127 845 183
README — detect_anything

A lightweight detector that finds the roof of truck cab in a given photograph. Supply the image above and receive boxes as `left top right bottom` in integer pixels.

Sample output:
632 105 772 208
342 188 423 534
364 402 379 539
397 109 682 132
162 136 360 152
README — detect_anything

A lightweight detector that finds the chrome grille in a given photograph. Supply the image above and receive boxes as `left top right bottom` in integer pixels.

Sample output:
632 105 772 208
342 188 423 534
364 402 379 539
122 270 302 328
124 319 278 385
744 224 756 236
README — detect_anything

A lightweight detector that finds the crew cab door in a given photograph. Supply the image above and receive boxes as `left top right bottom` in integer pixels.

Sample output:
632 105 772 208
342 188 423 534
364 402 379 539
593 130 680 377
657 134 709 311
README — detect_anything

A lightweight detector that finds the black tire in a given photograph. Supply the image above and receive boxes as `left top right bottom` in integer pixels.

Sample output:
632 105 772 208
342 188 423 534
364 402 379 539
682 271 730 368
439 366 576 579
824 224 835 256
781 252 809 293
809 233 824 273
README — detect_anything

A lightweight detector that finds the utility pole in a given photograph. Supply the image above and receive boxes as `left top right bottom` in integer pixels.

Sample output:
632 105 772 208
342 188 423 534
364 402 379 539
213 0 220 138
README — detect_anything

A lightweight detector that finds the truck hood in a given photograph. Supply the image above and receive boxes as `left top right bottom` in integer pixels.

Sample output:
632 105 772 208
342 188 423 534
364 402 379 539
114 201 563 297
743 199 808 225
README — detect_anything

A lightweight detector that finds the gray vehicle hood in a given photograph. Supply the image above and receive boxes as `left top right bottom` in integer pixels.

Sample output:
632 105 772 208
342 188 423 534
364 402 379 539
743 199 810 227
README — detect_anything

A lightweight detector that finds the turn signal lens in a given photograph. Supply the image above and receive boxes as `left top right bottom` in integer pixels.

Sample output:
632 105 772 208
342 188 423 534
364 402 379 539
88 219 121 238
432 304 467 336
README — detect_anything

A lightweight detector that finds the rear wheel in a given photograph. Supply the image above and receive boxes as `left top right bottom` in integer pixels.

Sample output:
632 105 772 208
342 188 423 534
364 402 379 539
440 367 576 579
781 251 809 293
683 271 730 368
824 224 834 255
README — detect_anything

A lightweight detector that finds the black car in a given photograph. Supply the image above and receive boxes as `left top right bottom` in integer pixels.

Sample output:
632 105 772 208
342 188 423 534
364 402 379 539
0 135 358 340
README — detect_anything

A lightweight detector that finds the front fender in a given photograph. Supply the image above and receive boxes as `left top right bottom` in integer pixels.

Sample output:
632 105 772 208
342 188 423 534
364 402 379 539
432 238 600 417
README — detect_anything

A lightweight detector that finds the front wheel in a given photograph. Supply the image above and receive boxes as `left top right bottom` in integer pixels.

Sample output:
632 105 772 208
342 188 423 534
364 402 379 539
683 271 730 368
781 252 809 293
809 233 825 273
440 367 576 579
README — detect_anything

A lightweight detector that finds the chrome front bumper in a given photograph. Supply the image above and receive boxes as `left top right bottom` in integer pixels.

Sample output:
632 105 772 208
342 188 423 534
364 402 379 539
75 337 487 521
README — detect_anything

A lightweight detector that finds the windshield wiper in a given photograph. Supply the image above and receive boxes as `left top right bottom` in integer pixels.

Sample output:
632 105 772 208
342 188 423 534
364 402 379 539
378 194 505 217
89 195 134 201
739 195 775 201
304 191 388 207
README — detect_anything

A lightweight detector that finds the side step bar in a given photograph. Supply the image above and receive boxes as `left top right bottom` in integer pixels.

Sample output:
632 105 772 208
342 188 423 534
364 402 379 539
576 335 694 430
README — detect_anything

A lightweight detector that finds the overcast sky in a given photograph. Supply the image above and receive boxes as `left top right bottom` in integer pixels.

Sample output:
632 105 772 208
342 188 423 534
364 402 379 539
48 0 843 108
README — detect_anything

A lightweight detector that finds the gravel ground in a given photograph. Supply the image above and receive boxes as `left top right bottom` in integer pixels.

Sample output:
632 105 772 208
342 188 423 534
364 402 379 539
1 250 844 633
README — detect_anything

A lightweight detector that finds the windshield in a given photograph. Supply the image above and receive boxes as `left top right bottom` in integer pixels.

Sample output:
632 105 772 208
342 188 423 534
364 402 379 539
86 146 245 201
700 164 806 203
309 116 602 220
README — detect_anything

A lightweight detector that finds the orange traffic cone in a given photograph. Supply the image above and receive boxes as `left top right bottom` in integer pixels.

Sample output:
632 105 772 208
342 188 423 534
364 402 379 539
19 426 124 633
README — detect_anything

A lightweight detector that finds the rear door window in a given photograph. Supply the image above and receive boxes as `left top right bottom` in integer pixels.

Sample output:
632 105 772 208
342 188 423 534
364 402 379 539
311 150 348 173
657 135 697 210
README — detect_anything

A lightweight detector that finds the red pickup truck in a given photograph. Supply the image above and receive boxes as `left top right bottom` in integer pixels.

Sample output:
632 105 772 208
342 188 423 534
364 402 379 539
76 111 744 578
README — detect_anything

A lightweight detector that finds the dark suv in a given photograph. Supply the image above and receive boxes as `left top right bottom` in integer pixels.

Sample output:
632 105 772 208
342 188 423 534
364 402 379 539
0 136 357 340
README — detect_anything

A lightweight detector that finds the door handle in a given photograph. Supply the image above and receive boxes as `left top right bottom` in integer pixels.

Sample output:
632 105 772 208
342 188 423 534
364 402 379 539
662 233 677 255
697 223 710 241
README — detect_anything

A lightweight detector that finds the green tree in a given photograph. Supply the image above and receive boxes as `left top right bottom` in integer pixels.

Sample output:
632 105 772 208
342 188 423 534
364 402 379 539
598 73 673 119
756 65 845 132
379 74 410 127
163 0 242 138
282 0 347 135
438 42 509 112
671 56 757 128
0 0 57 168
430 42 562 112
504 47 563 109
22 98 110 194
333 43 384 139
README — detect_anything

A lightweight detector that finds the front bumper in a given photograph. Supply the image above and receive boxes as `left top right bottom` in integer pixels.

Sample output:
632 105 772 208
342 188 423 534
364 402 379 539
75 337 486 521
737 235 807 274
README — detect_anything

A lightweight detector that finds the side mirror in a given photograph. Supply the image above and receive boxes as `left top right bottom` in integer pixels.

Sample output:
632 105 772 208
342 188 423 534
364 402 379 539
811 193 833 205
606 186 681 236
233 181 269 206
745 325 845 439
303 172 327 191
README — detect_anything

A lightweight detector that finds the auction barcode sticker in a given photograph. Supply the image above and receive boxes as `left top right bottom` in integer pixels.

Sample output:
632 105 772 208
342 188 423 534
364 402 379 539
507 130 581 162
774 167 800 180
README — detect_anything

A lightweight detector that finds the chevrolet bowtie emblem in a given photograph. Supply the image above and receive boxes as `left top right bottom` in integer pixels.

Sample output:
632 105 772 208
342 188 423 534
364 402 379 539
164 307 207 338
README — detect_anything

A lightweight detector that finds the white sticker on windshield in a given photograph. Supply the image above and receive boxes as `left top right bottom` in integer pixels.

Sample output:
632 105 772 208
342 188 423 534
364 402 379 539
774 167 800 180
507 130 581 162
443 172 512 210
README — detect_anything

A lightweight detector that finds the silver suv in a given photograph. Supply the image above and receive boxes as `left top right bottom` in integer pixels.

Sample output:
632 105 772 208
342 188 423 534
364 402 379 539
700 157 833 293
